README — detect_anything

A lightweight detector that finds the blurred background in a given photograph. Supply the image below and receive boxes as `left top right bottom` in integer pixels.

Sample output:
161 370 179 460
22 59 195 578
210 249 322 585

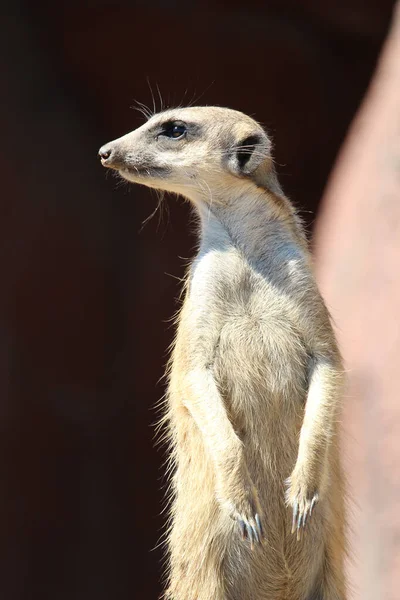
1 1 400 598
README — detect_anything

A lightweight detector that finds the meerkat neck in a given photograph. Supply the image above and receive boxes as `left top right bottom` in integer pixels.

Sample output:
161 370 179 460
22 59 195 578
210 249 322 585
193 187 304 262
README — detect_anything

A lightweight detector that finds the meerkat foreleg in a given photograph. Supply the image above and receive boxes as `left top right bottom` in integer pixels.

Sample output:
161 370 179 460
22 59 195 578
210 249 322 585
286 356 343 540
184 367 263 546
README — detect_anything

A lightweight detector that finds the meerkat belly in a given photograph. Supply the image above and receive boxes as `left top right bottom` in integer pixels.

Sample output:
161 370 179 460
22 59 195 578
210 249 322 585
216 310 308 404
214 310 308 479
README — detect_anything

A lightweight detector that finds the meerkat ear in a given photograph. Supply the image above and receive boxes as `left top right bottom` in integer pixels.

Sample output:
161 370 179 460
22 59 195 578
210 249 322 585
236 135 262 172
229 132 271 177
229 131 283 194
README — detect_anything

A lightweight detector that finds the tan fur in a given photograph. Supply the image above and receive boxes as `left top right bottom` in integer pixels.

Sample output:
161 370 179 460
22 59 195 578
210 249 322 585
99 107 347 600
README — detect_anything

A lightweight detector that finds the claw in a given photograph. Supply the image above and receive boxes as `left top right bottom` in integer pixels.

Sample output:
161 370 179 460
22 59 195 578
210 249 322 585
246 520 255 549
291 502 298 535
255 513 263 539
310 496 317 517
296 513 302 541
302 509 308 529
250 521 260 545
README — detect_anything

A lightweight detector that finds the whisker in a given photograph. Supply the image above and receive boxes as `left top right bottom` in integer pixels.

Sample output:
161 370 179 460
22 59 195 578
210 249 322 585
179 88 189 108
187 88 198 108
187 80 215 107
147 76 156 115
139 189 165 232
156 82 164 112
131 99 153 120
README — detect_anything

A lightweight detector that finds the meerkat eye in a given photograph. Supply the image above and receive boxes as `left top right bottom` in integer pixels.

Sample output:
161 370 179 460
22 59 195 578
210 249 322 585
159 122 187 140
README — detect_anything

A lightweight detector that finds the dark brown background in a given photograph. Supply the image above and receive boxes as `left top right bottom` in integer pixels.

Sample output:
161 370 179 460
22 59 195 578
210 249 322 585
1 1 396 598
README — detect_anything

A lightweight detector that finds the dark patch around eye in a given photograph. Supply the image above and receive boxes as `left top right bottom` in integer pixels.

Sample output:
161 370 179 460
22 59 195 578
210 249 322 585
156 120 187 140
237 135 261 169
153 120 202 141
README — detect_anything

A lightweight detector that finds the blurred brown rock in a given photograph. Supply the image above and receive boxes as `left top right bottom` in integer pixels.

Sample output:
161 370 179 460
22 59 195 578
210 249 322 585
314 4 400 598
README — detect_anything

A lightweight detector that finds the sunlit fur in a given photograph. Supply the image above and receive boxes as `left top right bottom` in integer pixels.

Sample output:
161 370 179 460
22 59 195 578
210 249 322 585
100 107 347 600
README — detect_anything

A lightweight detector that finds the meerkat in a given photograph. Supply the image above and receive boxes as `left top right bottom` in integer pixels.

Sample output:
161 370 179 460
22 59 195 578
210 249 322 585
99 106 347 600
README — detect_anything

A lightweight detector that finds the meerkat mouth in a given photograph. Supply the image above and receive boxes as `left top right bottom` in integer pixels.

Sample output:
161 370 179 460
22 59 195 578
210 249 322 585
99 151 171 180
120 165 171 180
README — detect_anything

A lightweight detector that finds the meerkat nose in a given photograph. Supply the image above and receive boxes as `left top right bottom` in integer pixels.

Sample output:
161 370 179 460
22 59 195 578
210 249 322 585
98 145 113 164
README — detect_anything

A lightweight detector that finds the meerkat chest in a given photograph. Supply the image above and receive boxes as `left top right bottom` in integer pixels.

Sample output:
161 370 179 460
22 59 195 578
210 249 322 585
188 247 243 319
184 248 309 402
188 244 302 320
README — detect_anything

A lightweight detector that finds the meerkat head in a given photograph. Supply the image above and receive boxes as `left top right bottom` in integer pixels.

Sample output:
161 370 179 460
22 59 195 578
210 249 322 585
99 106 281 205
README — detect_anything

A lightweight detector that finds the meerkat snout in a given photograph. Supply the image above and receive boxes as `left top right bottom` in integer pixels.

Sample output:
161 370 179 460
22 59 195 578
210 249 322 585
99 106 279 202
98 142 128 171
98 145 112 162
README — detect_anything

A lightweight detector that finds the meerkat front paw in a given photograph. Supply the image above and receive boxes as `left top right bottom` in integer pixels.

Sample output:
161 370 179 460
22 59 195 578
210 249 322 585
286 468 319 541
232 482 264 548
217 471 264 548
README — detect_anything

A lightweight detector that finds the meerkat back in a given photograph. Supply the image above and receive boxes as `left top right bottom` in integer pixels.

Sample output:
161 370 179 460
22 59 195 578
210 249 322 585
99 106 347 600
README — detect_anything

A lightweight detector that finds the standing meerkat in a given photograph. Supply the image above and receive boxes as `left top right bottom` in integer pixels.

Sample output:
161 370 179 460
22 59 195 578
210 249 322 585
99 107 347 600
